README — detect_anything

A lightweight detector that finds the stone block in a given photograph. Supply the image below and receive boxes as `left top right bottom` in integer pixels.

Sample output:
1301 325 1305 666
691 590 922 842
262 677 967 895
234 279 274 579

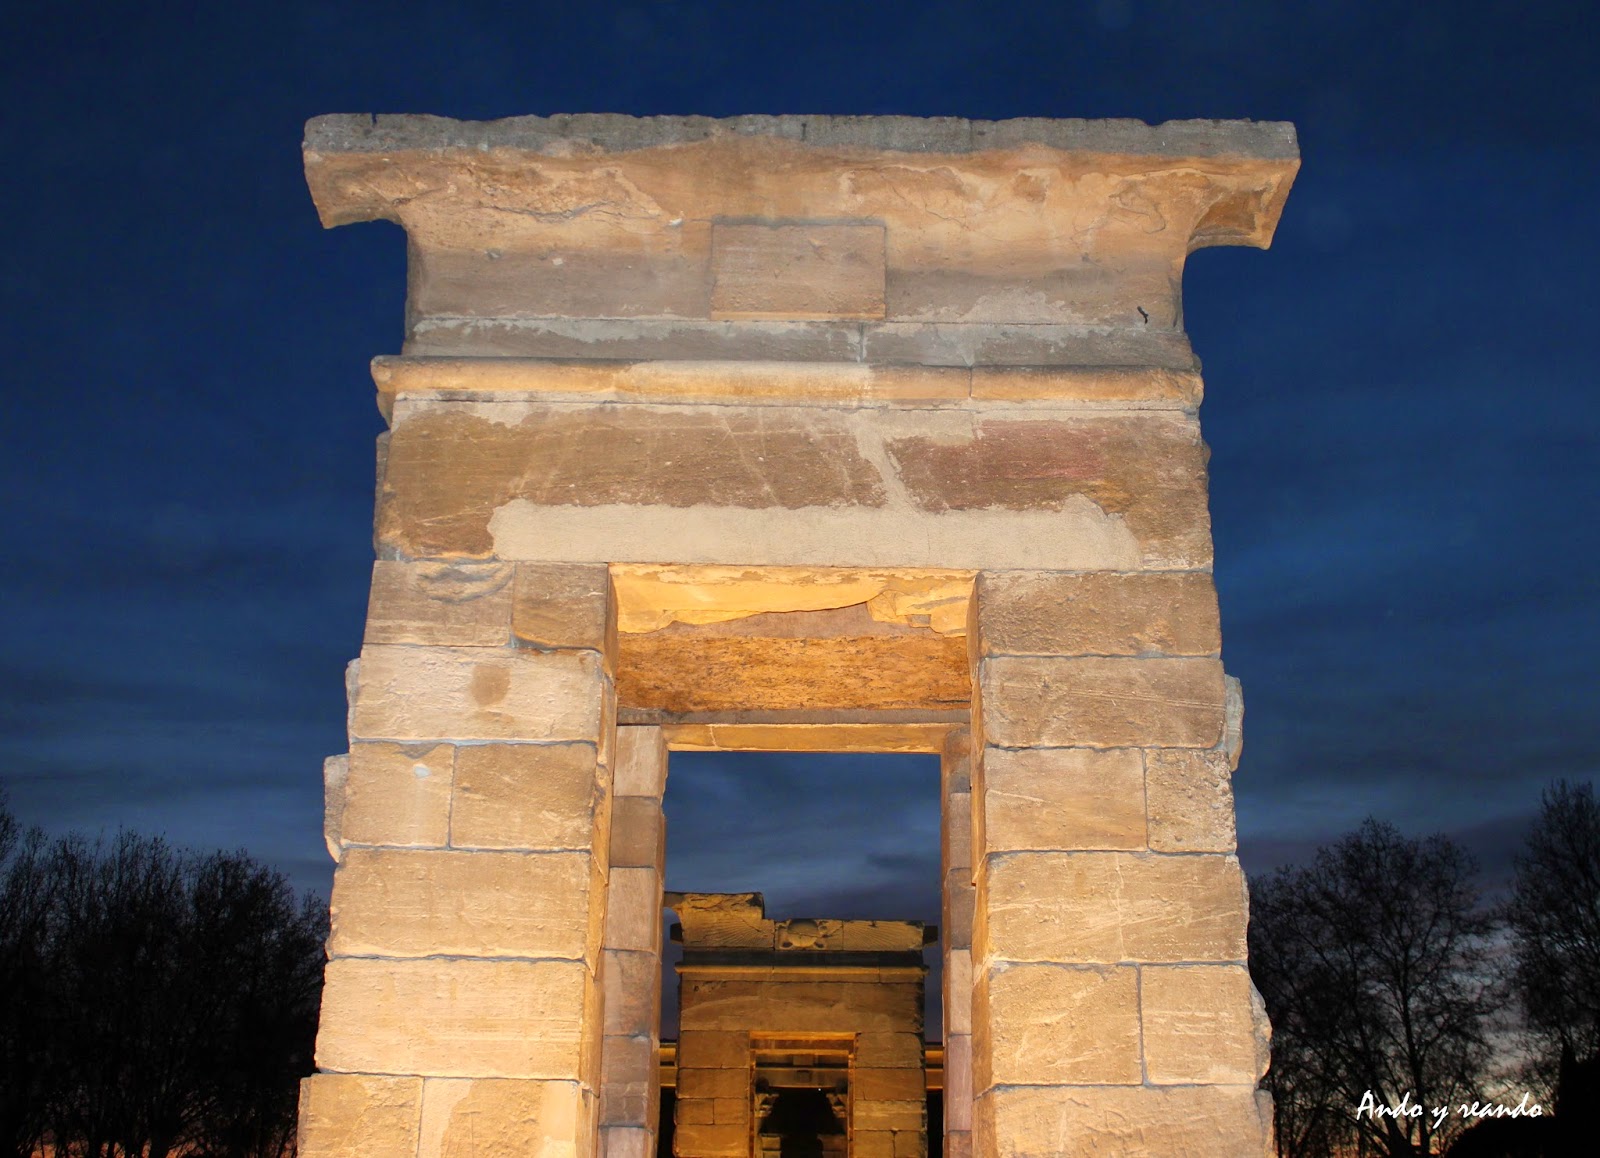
852 1131 896 1158
672 1122 747 1158
943 872 974 950
893 1129 927 1158
676 1067 749 1100
298 1073 422 1158
944 1034 972 1130
969 367 1202 407
322 753 348 861
944 1131 972 1158
853 1068 927 1101
710 222 886 321
975 571 1219 657
855 1031 924 1068
851 1100 924 1131
316 957 598 1081
599 1034 656 1127
601 949 661 1037
1140 964 1265 1085
974 1083 1271 1158
340 742 453 848
979 656 1226 748
945 949 972 1035
452 742 607 852
942 788 972 877
978 852 1247 964
979 748 1145 852
417 1078 593 1158
1145 747 1237 853
973 963 1139 1089
679 980 919 1035
674 1030 749 1070
600 1126 653 1158
608 797 664 871
711 1098 746 1125
350 645 608 743
603 867 663 955
514 563 614 654
365 560 514 647
676 1098 716 1125
941 729 972 793
613 726 668 798
328 847 602 962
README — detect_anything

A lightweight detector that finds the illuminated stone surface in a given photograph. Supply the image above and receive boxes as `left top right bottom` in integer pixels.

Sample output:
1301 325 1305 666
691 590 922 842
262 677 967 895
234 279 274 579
298 112 1296 1158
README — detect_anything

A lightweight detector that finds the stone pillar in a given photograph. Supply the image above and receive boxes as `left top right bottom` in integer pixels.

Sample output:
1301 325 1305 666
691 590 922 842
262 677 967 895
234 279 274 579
299 562 618 1158
600 727 669 1158
941 729 975 1158
969 574 1272 1156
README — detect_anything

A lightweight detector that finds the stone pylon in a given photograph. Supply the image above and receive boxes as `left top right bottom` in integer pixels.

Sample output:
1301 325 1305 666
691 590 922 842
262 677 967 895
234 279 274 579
294 113 1297 1158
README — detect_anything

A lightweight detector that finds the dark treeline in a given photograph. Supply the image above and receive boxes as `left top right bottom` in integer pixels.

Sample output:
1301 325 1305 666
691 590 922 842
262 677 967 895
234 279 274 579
0 795 325 1158
1250 781 1600 1158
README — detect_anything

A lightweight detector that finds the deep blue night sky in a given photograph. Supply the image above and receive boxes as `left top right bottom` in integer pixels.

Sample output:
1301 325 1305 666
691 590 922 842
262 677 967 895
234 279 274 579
2 3 1596 934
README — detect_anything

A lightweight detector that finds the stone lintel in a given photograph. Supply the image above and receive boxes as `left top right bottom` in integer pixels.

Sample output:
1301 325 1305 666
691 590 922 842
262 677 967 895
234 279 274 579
305 114 1297 357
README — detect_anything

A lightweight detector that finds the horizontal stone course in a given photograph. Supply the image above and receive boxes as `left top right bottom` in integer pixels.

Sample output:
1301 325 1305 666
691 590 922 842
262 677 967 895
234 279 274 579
327 847 603 961
340 742 453 849
365 560 514 646
1140 964 1267 1085
297 1073 422 1158
977 570 1220 657
978 851 1248 964
979 656 1227 749
975 1083 1272 1158
974 963 1140 1089
417 1078 592 1158
979 747 1146 852
1145 748 1238 853
350 645 607 743
317 956 598 1081
451 741 608 852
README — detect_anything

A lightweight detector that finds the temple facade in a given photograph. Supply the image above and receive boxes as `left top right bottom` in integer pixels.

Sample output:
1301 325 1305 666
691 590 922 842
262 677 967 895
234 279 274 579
293 113 1298 1157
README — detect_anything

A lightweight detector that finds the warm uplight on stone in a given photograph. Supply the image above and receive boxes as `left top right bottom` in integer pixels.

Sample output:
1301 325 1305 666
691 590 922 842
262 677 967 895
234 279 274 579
300 111 1295 1158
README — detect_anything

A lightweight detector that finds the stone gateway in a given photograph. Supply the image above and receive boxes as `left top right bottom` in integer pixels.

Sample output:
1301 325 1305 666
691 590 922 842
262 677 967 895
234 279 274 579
294 113 1298 1158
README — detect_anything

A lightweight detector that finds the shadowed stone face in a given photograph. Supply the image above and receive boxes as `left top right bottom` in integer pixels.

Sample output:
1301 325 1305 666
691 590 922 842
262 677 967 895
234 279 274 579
298 112 1296 1158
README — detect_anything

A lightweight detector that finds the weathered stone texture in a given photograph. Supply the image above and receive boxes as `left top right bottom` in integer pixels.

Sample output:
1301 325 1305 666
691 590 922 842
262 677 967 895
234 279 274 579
316 957 598 1081
710 222 886 320
974 964 1140 1088
979 747 1146 852
417 1078 595 1158
612 725 668 797
1145 747 1238 853
977 570 1220 657
298 1074 422 1158
339 742 453 848
451 742 608 852
365 560 514 646
975 1084 1272 1158
978 852 1249 964
328 847 604 962
979 656 1227 748
512 563 613 653
1141 964 1267 1085
350 645 608 743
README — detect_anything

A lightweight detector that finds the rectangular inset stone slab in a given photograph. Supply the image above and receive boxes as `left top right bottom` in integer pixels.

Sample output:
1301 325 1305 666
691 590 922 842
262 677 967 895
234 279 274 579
316 956 596 1080
710 223 886 321
979 851 1248 964
973 963 1140 1089
328 847 603 961
513 563 613 653
979 656 1226 748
